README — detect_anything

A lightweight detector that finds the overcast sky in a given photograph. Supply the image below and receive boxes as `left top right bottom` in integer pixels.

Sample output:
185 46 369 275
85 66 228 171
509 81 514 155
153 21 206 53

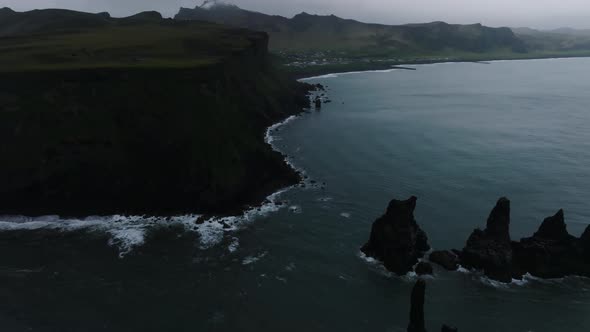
2 0 590 29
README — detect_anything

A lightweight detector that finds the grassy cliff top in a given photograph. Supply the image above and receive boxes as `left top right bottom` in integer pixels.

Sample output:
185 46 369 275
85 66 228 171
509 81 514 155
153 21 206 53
0 8 267 71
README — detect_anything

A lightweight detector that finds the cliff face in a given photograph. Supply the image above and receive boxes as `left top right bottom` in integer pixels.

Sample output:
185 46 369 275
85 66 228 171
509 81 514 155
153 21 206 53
0 10 312 216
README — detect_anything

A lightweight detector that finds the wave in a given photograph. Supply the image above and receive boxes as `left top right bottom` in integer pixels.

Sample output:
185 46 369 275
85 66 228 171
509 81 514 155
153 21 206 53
0 113 308 256
300 68 398 81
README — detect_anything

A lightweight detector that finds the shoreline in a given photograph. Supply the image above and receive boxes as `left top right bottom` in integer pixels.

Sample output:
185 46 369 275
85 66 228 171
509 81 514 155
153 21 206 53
293 54 590 80
0 105 313 256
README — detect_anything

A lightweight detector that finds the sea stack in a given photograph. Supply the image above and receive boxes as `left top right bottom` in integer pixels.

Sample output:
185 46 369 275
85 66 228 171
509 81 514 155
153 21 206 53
315 96 322 109
407 280 458 332
361 196 430 275
513 209 588 278
408 280 426 332
460 197 513 282
457 198 590 282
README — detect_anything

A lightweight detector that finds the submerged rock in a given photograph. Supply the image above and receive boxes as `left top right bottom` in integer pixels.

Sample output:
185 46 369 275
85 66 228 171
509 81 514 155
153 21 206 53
460 197 513 282
441 325 458 332
408 280 426 332
429 250 459 271
361 196 430 275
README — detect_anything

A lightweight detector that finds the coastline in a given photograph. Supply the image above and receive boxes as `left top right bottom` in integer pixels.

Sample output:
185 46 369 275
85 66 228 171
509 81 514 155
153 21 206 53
292 54 590 80
0 104 314 256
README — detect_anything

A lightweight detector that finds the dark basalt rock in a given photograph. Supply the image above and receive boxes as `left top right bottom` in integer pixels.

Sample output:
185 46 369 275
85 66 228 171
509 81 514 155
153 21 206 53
459 199 590 282
460 197 513 282
513 209 587 279
407 280 457 332
314 96 322 109
361 196 431 275
533 209 570 240
415 262 434 275
429 250 459 271
408 280 426 332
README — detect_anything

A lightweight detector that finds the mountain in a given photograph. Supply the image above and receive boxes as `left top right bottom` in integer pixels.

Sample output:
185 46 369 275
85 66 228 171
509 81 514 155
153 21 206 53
0 8 312 216
512 27 590 52
175 3 527 55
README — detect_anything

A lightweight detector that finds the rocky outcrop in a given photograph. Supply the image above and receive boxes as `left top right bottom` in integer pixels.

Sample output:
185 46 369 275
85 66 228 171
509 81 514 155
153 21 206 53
429 250 459 271
408 280 426 332
460 197 514 282
458 198 590 282
415 262 434 276
361 196 430 275
513 209 589 278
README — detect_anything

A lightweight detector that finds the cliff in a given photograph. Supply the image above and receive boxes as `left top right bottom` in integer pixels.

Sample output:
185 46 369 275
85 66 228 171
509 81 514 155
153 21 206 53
0 9 313 216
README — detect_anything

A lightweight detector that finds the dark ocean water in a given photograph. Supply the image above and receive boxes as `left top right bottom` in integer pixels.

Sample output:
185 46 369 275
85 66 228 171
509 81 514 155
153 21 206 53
1 58 590 332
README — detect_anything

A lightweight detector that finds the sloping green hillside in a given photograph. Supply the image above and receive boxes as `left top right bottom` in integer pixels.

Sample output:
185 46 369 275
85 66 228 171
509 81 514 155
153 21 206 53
0 8 312 216
0 8 267 71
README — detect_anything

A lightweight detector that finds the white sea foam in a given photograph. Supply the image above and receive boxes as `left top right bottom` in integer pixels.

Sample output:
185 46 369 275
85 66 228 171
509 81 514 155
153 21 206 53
456 265 471 273
300 68 397 81
0 112 307 256
228 237 240 253
242 251 268 265
340 212 351 219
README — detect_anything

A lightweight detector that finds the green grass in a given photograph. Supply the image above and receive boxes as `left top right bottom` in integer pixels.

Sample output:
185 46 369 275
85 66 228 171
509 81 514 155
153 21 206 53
0 21 256 71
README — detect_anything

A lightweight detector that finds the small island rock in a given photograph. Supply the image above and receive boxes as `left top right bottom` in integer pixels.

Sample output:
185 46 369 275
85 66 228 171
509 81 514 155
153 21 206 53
429 250 459 271
361 196 430 275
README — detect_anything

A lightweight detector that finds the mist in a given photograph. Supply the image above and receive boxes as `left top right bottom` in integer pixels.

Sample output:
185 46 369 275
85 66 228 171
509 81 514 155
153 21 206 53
2 0 590 29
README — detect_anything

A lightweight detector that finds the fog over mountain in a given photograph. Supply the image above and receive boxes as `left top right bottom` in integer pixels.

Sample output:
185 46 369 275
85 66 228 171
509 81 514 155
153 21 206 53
2 0 590 29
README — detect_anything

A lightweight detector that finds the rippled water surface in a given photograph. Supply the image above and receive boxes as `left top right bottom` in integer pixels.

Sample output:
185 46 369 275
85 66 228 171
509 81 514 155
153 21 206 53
2 58 590 332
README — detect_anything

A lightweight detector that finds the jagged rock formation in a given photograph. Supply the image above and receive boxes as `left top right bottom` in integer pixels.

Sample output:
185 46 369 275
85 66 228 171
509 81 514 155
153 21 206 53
513 210 590 278
451 197 590 282
429 250 459 271
460 197 514 282
408 280 426 332
361 196 430 275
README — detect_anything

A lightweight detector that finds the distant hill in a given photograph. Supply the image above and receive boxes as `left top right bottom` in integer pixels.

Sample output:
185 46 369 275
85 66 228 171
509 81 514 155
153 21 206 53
175 3 527 56
512 27 590 52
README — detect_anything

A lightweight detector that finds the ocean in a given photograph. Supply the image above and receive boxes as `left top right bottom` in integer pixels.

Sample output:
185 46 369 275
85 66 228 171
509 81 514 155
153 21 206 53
1 57 590 331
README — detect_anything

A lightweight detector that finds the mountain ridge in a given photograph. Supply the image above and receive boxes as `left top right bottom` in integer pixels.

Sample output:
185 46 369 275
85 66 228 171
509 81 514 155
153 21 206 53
175 3 526 55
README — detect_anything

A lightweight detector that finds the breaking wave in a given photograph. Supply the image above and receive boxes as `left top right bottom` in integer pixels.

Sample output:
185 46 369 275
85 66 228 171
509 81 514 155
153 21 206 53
0 113 306 256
